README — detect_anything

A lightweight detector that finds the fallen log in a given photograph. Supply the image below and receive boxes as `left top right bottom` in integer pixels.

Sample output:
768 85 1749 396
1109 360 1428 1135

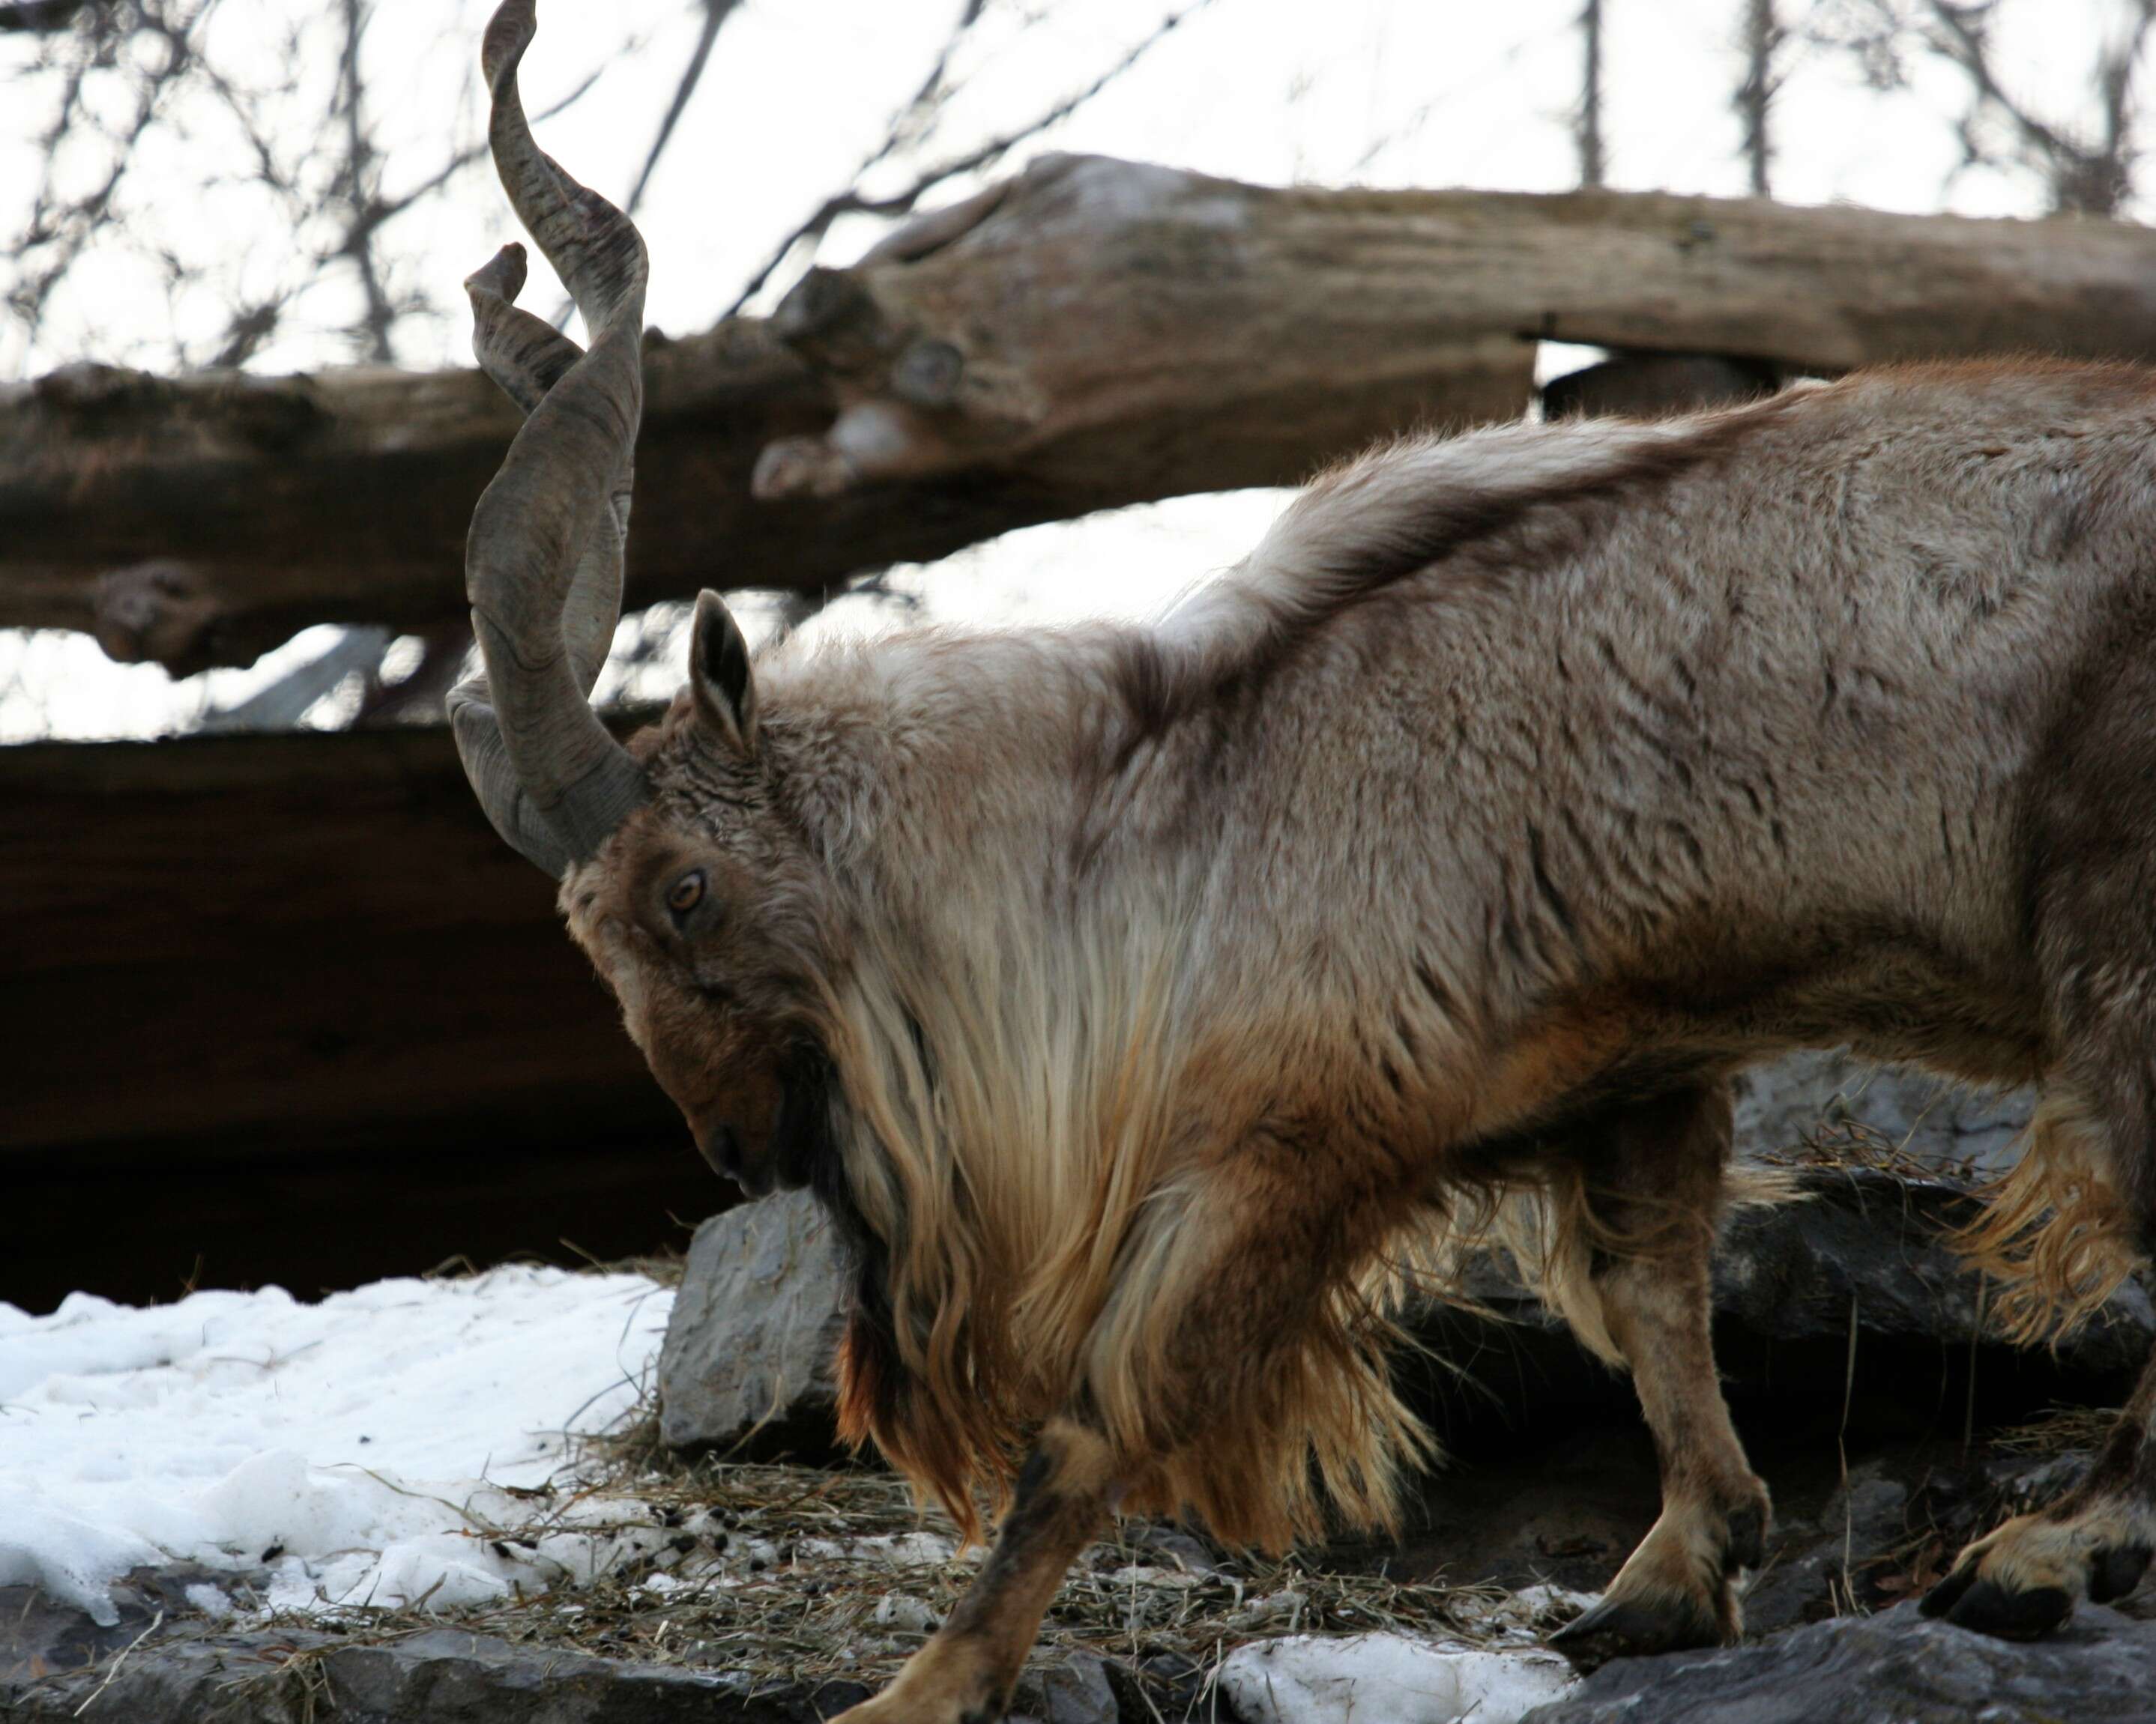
8 155 2156 671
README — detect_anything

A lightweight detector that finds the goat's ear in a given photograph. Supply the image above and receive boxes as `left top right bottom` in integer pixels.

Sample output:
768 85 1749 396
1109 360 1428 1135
689 589 758 753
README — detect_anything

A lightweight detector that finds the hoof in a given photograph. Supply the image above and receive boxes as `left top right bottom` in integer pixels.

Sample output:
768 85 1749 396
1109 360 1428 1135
1919 1568 2073 1641
2090 1543 2152 1604
1921 1502 2155 1642
1548 1591 1723 1670
1724 1502 1766 1571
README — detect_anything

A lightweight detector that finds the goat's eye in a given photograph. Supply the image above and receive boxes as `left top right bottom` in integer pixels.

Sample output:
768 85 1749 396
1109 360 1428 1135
666 870 706 917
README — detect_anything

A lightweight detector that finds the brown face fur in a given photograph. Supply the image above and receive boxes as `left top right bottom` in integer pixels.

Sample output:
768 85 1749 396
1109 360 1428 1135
561 671 842 1197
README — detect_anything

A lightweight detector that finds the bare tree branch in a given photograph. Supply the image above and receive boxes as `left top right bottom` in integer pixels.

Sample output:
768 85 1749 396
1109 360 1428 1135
1809 0 2156 217
725 0 1218 318
197 626 391 732
332 0 395 363
7 0 217 344
623 0 747 216
354 620 472 727
4 0 626 372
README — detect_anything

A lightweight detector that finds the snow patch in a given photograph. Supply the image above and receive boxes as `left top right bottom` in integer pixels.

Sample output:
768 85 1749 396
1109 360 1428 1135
1219 1632 1577 1724
0 1267 671 1624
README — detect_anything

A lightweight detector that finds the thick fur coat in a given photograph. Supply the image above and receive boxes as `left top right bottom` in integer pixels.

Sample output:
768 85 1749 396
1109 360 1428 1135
590 361 2149 1550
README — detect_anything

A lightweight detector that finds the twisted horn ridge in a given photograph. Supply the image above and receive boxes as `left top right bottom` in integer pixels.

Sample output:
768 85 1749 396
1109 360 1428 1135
451 0 649 877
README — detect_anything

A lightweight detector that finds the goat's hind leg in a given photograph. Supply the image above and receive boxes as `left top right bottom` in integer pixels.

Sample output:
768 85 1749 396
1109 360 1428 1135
1925 722 2156 1640
1547 1083 1772 1667
1919 1082 2155 1636
1923 1089 2156 1636
1923 1346 2156 1637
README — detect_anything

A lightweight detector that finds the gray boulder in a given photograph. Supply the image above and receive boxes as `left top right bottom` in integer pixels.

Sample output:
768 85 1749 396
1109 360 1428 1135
1 1566 259 1687
1520 1602 2156 1723
0 1573 1122 1724
1010 1651 1120 1724
1718 1166 2152 1373
657 1190 851 1456
1442 1161 2152 1382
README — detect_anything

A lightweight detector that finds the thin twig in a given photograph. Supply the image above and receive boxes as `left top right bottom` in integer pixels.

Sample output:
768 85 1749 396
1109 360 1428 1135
71 1609 163 1717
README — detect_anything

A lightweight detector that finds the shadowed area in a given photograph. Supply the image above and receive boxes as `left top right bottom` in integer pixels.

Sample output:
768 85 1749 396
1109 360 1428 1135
0 722 729 1315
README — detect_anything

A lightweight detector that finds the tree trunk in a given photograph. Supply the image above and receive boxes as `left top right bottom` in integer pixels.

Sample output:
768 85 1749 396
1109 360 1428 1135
9 153 2156 671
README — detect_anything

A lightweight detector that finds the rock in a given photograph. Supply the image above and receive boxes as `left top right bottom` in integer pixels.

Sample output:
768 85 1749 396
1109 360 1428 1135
1714 1167 2154 1375
0 1617 872 1723
1739 1459 1913 1636
1009 1650 1120 1724
0 1564 269 1684
1438 1160 2152 1383
1119 1523 1225 1576
1518 1600 2156 1723
657 1190 851 1456
1220 1633 1577 1724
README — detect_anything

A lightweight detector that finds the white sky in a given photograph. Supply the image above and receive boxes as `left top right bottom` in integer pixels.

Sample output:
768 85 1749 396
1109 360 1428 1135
1 0 2147 739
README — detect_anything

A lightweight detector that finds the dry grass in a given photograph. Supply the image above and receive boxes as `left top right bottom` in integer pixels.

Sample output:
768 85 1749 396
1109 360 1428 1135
419 1243 689 1289
1987 1405 2120 1457
217 1360 1573 1702
241 1453 1567 1693
1754 1116 1957 1182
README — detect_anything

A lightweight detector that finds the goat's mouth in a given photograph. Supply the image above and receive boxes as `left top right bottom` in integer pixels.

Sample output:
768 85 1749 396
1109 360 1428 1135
700 1122 752 1189
703 1049 833 1197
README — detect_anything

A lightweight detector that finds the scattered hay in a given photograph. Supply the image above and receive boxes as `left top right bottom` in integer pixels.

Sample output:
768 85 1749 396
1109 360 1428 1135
1988 1405 2120 1458
205 1342 1567 1700
420 1243 689 1289
1755 1117 1954 1183
220 1451 1565 1696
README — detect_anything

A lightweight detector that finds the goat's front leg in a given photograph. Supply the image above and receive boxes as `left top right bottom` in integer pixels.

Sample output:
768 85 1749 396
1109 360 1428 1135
835 1415 1119 1724
841 1128 1376 1722
1549 1083 1771 1667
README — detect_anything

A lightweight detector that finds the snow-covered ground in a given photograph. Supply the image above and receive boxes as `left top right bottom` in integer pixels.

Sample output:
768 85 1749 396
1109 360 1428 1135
0 1267 672 1624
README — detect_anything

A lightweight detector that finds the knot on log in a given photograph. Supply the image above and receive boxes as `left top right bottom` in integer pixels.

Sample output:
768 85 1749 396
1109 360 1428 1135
751 397 962 500
856 181 1014 267
92 561 231 677
202 373 328 452
890 339 965 411
771 267 893 367
751 435 858 502
31 362 169 421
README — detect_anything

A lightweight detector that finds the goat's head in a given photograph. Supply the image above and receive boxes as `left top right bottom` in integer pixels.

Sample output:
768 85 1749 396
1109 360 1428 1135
450 0 839 1196
564 625 843 1198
